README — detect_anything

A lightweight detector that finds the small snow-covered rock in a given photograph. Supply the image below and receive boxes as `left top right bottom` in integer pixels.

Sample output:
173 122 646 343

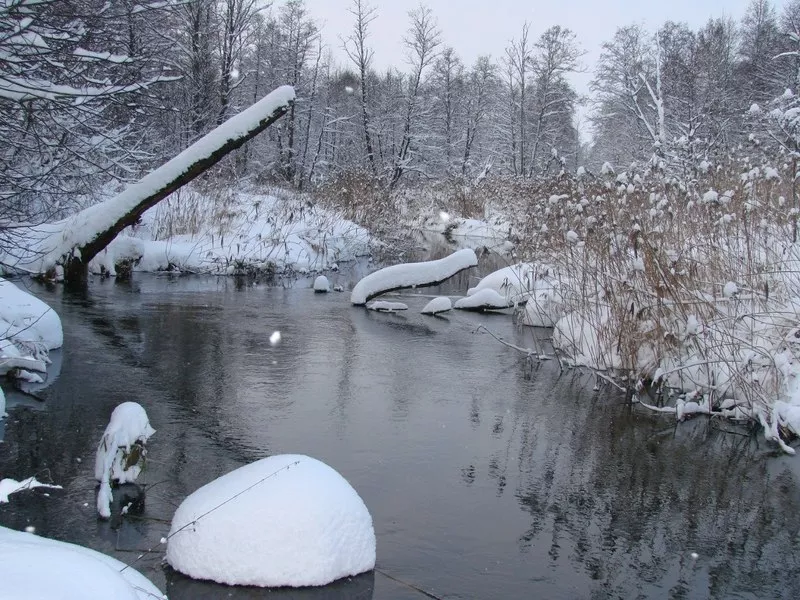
421 297 452 315
454 289 513 311
367 301 408 312
313 275 330 293
166 454 376 588
467 263 534 304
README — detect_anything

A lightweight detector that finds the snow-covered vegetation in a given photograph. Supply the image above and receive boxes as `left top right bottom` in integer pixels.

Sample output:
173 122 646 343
94 402 155 518
166 454 376 587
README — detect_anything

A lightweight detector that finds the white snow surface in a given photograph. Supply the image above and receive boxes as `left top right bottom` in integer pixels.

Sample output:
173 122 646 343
0 386 5 418
0 278 62 376
467 263 534 304
0 477 61 503
94 402 155 518
4 86 295 274
166 454 376 588
421 296 452 315
351 249 477 305
454 288 513 310
367 301 408 312
313 275 330 292
0 526 165 600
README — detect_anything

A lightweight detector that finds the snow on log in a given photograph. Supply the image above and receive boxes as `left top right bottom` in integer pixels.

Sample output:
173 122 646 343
166 454 376 588
367 301 408 312
350 249 478 305
454 289 514 311
16 86 295 280
421 296 452 315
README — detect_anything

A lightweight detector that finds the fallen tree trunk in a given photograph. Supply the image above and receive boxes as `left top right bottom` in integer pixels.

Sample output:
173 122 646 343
31 86 295 284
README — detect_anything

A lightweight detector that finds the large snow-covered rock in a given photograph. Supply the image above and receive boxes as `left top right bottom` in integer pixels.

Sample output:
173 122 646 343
0 526 165 600
94 402 155 518
0 278 63 375
351 249 477 305
166 454 375 588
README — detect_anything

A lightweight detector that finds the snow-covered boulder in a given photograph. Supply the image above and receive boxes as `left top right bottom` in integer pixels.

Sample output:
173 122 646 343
421 297 452 315
0 526 165 600
0 278 63 375
367 301 408 312
466 263 533 304
166 454 375 588
521 277 566 328
94 402 155 519
351 249 477 305
454 289 513 311
313 275 330 293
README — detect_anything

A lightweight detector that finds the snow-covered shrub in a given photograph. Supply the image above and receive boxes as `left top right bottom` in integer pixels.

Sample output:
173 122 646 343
94 402 155 519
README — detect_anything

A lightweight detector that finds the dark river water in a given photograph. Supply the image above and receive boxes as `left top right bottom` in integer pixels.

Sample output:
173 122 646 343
1 245 800 599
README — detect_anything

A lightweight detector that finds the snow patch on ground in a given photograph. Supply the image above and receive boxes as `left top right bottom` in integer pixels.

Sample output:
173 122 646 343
0 526 165 600
166 454 375 588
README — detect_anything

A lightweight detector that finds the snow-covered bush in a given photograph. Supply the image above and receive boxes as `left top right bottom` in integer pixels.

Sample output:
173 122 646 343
94 402 155 519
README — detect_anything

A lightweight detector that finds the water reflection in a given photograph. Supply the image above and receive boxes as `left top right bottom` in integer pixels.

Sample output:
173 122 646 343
0 268 799 599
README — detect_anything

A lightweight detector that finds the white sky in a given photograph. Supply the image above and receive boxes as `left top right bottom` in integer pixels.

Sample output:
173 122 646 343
302 0 791 134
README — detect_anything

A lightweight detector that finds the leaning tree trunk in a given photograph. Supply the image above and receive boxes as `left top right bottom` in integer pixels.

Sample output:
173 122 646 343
61 86 295 285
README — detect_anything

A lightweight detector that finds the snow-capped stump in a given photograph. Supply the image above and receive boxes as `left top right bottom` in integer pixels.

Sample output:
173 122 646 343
351 248 477 305
313 275 330 293
421 296 452 315
0 526 165 600
454 289 513 311
467 263 534 305
166 454 376 588
94 402 155 519
367 300 408 312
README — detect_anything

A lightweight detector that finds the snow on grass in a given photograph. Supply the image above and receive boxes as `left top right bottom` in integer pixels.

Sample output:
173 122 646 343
367 301 408 312
0 476 62 503
2 86 295 275
0 526 165 600
94 402 155 519
454 288 513 311
351 248 477 305
421 296 452 315
0 278 62 376
166 454 375 588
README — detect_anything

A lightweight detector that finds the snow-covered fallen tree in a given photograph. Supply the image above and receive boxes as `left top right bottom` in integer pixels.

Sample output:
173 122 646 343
351 248 477 305
166 454 375 588
2 86 295 282
94 402 155 519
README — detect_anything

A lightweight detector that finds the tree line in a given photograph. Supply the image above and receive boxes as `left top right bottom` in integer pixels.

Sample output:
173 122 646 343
2 0 799 222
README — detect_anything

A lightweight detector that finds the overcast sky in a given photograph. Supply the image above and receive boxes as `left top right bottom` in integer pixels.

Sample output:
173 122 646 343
303 0 789 113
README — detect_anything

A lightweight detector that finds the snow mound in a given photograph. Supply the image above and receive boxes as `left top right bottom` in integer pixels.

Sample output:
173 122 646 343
522 277 566 327
421 296 452 315
94 402 155 519
0 278 63 376
467 263 533 304
454 289 513 311
351 249 477 305
0 476 61 503
166 454 375 588
313 275 330 292
367 301 408 312
0 526 165 600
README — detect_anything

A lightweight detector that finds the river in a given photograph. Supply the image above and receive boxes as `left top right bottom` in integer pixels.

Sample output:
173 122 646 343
1 246 799 599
